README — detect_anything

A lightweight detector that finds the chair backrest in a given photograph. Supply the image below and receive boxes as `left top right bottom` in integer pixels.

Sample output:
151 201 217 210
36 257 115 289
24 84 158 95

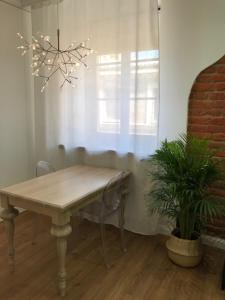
102 171 125 212
36 161 55 177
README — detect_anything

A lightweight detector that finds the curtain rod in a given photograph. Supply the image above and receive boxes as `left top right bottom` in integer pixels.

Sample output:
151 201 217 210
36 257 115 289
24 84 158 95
0 0 31 13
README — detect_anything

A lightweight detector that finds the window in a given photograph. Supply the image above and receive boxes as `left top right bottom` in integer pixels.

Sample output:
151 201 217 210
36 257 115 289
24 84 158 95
96 50 159 136
97 54 121 133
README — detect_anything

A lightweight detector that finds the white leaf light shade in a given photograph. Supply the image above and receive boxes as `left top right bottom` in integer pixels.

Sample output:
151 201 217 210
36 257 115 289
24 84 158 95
17 0 94 92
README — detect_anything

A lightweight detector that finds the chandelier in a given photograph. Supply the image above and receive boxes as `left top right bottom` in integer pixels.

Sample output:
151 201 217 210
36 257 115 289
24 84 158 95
17 1 94 92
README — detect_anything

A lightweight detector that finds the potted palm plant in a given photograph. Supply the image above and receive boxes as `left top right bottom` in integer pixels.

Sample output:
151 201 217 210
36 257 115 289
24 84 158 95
148 134 224 267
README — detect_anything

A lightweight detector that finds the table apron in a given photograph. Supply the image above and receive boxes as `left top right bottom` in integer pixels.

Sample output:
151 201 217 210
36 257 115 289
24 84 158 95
0 192 106 220
0 177 129 220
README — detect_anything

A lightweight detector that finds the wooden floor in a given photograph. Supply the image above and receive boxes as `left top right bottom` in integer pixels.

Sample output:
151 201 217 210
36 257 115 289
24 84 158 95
0 212 225 300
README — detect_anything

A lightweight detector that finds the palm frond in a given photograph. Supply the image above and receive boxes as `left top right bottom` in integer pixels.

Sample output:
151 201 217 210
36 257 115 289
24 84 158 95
147 134 224 239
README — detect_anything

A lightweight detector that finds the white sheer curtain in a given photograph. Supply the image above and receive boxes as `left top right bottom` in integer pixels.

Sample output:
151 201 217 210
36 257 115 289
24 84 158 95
30 0 161 235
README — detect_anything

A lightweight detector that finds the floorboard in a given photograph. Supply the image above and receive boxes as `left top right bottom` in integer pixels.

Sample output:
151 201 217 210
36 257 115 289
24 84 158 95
0 212 224 300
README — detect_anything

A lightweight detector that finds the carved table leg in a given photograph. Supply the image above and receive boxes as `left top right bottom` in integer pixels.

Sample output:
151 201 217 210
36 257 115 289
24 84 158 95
51 222 72 297
0 206 19 272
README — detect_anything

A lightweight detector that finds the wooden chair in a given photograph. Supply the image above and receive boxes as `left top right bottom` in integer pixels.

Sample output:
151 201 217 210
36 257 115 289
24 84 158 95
78 171 128 268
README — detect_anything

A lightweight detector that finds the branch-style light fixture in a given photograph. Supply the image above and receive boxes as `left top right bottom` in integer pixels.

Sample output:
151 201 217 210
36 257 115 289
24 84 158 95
17 0 94 92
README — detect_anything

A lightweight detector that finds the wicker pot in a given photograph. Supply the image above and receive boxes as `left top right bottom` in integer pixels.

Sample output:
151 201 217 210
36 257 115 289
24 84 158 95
166 230 203 268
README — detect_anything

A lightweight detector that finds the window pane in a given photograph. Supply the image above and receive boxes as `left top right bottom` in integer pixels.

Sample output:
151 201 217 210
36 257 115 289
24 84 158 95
129 50 159 135
130 50 159 61
98 99 120 133
97 64 121 99
97 54 121 133
130 60 159 99
97 53 121 64
129 100 157 135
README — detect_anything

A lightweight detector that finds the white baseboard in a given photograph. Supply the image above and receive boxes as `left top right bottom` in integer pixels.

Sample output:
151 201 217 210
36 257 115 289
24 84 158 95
202 234 225 250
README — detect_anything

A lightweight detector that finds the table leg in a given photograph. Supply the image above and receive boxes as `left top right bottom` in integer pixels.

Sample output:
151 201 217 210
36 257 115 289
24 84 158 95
0 206 19 272
51 223 72 297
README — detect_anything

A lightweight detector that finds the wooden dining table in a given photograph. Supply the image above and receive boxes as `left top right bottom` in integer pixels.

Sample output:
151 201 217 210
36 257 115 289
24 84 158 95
0 164 130 297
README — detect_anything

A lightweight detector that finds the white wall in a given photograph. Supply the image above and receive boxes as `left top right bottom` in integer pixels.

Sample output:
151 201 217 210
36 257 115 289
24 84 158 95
159 0 225 142
0 1 32 187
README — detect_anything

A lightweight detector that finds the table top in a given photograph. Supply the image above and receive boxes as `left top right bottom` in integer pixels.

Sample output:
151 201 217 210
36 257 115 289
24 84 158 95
0 165 129 210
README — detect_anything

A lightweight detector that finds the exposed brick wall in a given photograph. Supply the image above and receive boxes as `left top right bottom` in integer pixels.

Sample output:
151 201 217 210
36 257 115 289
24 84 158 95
188 55 225 236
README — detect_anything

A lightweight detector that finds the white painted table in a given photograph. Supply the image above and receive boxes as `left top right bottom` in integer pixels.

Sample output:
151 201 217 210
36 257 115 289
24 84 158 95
0 165 130 296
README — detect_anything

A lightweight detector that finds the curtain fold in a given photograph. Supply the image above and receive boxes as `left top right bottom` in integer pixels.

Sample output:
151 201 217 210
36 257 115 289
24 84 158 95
31 0 161 235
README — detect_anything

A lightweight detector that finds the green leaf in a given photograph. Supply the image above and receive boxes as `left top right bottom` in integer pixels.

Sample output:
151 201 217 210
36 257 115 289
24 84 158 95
147 134 224 238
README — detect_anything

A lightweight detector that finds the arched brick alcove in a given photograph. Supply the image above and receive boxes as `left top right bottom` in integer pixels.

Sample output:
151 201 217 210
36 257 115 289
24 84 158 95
188 55 225 236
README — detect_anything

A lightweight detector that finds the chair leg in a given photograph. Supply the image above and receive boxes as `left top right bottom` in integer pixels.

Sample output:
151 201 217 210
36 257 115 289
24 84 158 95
71 213 83 255
119 194 127 253
32 213 40 245
100 221 110 269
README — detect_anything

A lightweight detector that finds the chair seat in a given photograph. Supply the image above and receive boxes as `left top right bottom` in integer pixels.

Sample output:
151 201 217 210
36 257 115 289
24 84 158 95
80 198 120 222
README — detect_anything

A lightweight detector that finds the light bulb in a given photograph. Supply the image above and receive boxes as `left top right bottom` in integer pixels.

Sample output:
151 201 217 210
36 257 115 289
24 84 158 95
32 36 38 43
32 55 39 61
32 69 39 76
44 36 50 42
17 33 23 39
